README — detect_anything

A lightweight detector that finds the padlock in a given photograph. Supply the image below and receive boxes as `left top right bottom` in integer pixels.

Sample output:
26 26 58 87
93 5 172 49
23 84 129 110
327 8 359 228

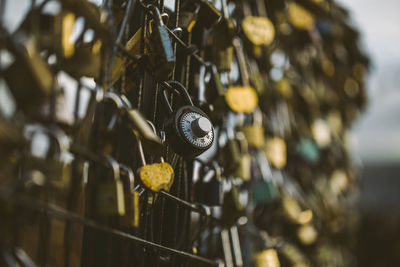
209 0 236 71
63 39 102 79
241 109 265 149
36 85 74 128
225 38 259 113
213 46 234 72
0 115 24 164
41 11 75 58
118 164 140 229
19 6 76 58
286 2 315 31
146 5 175 81
109 12 169 83
178 1 198 32
252 178 280 205
137 130 174 193
225 85 258 113
221 138 241 176
62 0 112 42
23 126 70 189
197 0 222 29
97 156 126 216
249 60 266 95
251 151 280 205
296 138 320 164
195 161 223 206
179 12 197 33
123 108 164 157
211 0 236 49
98 92 164 156
241 0 275 47
110 28 143 84
161 81 214 158
204 64 227 118
92 92 130 156
233 132 251 182
4 33 54 113
296 223 318 246
254 249 281 267
221 186 245 228
265 137 287 169
242 15 275 47
279 242 310 267
205 64 226 102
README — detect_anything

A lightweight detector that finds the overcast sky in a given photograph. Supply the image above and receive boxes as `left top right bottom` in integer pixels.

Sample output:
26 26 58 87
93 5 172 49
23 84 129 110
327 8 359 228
336 0 400 163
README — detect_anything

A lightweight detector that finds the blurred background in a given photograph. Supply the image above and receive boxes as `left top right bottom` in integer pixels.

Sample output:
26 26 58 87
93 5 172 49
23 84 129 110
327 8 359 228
337 0 400 266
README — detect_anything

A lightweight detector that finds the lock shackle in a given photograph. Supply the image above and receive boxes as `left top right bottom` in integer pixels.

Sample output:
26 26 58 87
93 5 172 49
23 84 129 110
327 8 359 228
105 156 120 182
252 107 263 125
161 81 194 114
146 120 165 163
146 4 164 26
204 63 219 83
194 159 222 182
119 163 135 189
104 92 131 109
28 126 69 159
236 131 249 154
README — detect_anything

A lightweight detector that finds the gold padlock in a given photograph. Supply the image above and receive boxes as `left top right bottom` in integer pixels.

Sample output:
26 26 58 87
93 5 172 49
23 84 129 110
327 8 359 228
242 16 275 46
119 164 140 229
265 137 287 169
97 156 126 216
242 109 265 148
110 28 143 84
225 85 259 113
63 40 102 79
123 108 164 157
254 249 280 267
136 125 174 193
23 127 70 189
287 3 315 31
4 34 53 112
233 132 251 182
226 38 259 113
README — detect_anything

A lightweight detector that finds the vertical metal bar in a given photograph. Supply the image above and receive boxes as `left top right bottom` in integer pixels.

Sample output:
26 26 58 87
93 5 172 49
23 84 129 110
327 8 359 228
37 209 51 267
171 157 182 266
155 196 165 267
117 0 136 43
230 226 243 267
221 229 233 267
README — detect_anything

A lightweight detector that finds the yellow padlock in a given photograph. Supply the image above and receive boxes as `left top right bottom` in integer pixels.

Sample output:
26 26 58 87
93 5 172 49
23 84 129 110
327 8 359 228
242 16 275 46
225 85 258 113
136 124 174 193
287 3 315 30
265 137 287 169
254 249 280 267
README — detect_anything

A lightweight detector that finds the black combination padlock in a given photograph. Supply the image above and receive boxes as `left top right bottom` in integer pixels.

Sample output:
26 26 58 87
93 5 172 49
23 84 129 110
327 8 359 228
162 81 214 158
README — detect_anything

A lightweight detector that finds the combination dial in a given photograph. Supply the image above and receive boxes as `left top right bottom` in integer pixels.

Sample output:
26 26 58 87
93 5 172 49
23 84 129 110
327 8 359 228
179 112 214 149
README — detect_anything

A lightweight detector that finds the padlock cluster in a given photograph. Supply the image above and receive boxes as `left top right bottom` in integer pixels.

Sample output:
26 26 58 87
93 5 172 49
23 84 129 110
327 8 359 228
0 0 368 266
